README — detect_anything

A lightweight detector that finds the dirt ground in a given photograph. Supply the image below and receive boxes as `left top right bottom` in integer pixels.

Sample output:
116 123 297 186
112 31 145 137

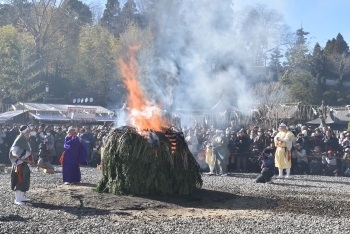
27 181 275 222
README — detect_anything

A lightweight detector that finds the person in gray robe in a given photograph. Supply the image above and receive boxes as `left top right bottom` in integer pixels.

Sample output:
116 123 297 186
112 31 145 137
9 125 35 205
212 130 229 176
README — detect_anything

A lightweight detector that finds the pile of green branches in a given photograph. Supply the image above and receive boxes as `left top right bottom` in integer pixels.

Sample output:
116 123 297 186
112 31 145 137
96 126 202 196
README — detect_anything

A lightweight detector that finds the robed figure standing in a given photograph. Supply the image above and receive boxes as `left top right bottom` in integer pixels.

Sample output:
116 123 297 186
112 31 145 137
274 123 295 178
9 125 35 205
62 126 87 185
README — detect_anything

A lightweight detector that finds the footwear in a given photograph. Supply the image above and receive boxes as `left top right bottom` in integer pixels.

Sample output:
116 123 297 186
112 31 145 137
285 175 292 179
64 182 71 185
14 191 25 205
20 191 30 202
275 175 284 179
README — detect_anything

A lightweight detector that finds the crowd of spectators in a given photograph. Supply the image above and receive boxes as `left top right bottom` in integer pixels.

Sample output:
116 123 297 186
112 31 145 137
183 122 350 177
2 121 350 178
0 123 112 167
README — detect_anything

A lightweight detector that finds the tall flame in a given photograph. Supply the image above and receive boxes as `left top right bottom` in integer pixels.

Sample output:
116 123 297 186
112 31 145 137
119 45 167 132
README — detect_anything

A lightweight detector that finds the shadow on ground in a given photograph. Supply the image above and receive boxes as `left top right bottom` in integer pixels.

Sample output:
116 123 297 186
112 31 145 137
127 188 278 211
0 215 31 222
29 201 111 219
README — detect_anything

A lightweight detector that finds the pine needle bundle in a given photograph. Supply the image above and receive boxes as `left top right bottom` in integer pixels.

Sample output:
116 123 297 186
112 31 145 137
96 126 203 196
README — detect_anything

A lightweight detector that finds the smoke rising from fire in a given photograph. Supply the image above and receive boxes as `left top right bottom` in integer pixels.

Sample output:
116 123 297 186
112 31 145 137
136 1 288 114
146 0 252 112
115 1 288 128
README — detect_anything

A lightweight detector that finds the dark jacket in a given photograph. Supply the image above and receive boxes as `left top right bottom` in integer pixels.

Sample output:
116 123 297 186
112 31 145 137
235 135 251 155
38 143 50 162
260 154 275 173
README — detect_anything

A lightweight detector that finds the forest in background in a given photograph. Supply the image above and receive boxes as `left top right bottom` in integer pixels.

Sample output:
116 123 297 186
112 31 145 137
0 0 349 111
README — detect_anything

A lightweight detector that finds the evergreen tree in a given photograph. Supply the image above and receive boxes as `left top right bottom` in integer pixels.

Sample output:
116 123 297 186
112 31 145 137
118 0 138 35
324 34 349 56
268 47 283 81
63 0 93 25
281 69 320 104
0 25 42 102
334 33 349 54
100 0 121 35
281 27 321 104
284 27 311 70
323 33 350 82
310 43 326 78
324 38 336 56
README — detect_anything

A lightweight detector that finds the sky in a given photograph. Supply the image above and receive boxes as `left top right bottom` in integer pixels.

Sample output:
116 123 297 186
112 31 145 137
233 0 350 47
83 0 350 48
0 0 348 47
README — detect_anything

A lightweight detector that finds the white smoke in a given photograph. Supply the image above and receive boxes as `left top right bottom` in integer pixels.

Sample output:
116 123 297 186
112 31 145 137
135 0 288 116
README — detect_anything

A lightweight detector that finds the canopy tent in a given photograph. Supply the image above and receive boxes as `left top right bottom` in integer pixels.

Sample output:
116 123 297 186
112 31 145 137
29 113 73 121
9 102 117 124
210 98 239 112
306 117 324 125
16 102 114 114
0 110 28 124
325 110 350 125
306 109 350 130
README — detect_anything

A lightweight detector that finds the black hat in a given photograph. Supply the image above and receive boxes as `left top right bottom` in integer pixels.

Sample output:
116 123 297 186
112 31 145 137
262 147 272 155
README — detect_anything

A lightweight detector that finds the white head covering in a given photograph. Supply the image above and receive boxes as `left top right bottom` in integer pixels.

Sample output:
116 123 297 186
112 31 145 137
279 123 287 127
19 125 29 134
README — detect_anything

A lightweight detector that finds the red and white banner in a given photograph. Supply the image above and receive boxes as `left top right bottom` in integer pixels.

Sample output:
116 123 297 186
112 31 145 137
67 107 96 120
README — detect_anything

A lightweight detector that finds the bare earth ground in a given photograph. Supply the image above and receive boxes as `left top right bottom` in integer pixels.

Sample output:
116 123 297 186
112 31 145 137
1 166 350 233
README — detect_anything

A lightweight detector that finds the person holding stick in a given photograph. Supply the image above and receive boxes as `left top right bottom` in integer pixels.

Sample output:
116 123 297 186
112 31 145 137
274 123 295 178
9 125 35 205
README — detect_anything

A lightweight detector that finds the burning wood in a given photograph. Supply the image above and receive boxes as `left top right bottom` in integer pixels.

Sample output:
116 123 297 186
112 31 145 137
97 46 201 195
96 126 202 196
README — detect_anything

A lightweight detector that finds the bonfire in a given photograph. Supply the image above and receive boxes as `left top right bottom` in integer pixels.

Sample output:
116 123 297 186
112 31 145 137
96 46 202 196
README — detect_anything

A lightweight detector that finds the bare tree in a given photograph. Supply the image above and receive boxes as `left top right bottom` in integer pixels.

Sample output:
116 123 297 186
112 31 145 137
10 0 64 59
327 53 350 81
238 4 292 66
251 82 293 127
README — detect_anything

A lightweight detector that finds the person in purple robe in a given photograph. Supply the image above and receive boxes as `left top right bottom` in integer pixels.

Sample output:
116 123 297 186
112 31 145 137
62 126 87 185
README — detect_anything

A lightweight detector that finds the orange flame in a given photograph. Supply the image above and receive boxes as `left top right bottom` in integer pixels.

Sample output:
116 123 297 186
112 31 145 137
119 45 167 132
